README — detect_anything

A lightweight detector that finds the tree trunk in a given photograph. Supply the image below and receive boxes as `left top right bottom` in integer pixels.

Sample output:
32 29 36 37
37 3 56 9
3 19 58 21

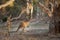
49 4 60 34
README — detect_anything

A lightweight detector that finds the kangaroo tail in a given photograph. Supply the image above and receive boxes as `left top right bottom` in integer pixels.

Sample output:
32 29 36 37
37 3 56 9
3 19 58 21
16 24 22 32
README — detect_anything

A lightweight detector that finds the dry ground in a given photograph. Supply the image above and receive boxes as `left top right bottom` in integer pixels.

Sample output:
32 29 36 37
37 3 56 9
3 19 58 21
0 30 60 40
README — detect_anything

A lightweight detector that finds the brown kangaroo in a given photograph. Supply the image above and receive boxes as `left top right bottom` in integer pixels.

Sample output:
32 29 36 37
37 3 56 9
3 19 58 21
16 20 30 32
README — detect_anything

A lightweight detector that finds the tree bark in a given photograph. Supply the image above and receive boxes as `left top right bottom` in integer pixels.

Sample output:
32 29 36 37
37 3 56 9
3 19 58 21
49 4 60 34
0 0 15 9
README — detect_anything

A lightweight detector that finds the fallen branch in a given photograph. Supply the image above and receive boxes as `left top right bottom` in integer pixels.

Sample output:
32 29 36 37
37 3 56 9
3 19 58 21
11 8 26 21
0 0 15 9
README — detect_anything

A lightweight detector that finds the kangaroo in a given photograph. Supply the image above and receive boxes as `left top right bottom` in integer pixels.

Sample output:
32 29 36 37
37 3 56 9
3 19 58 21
16 19 30 32
27 2 33 19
